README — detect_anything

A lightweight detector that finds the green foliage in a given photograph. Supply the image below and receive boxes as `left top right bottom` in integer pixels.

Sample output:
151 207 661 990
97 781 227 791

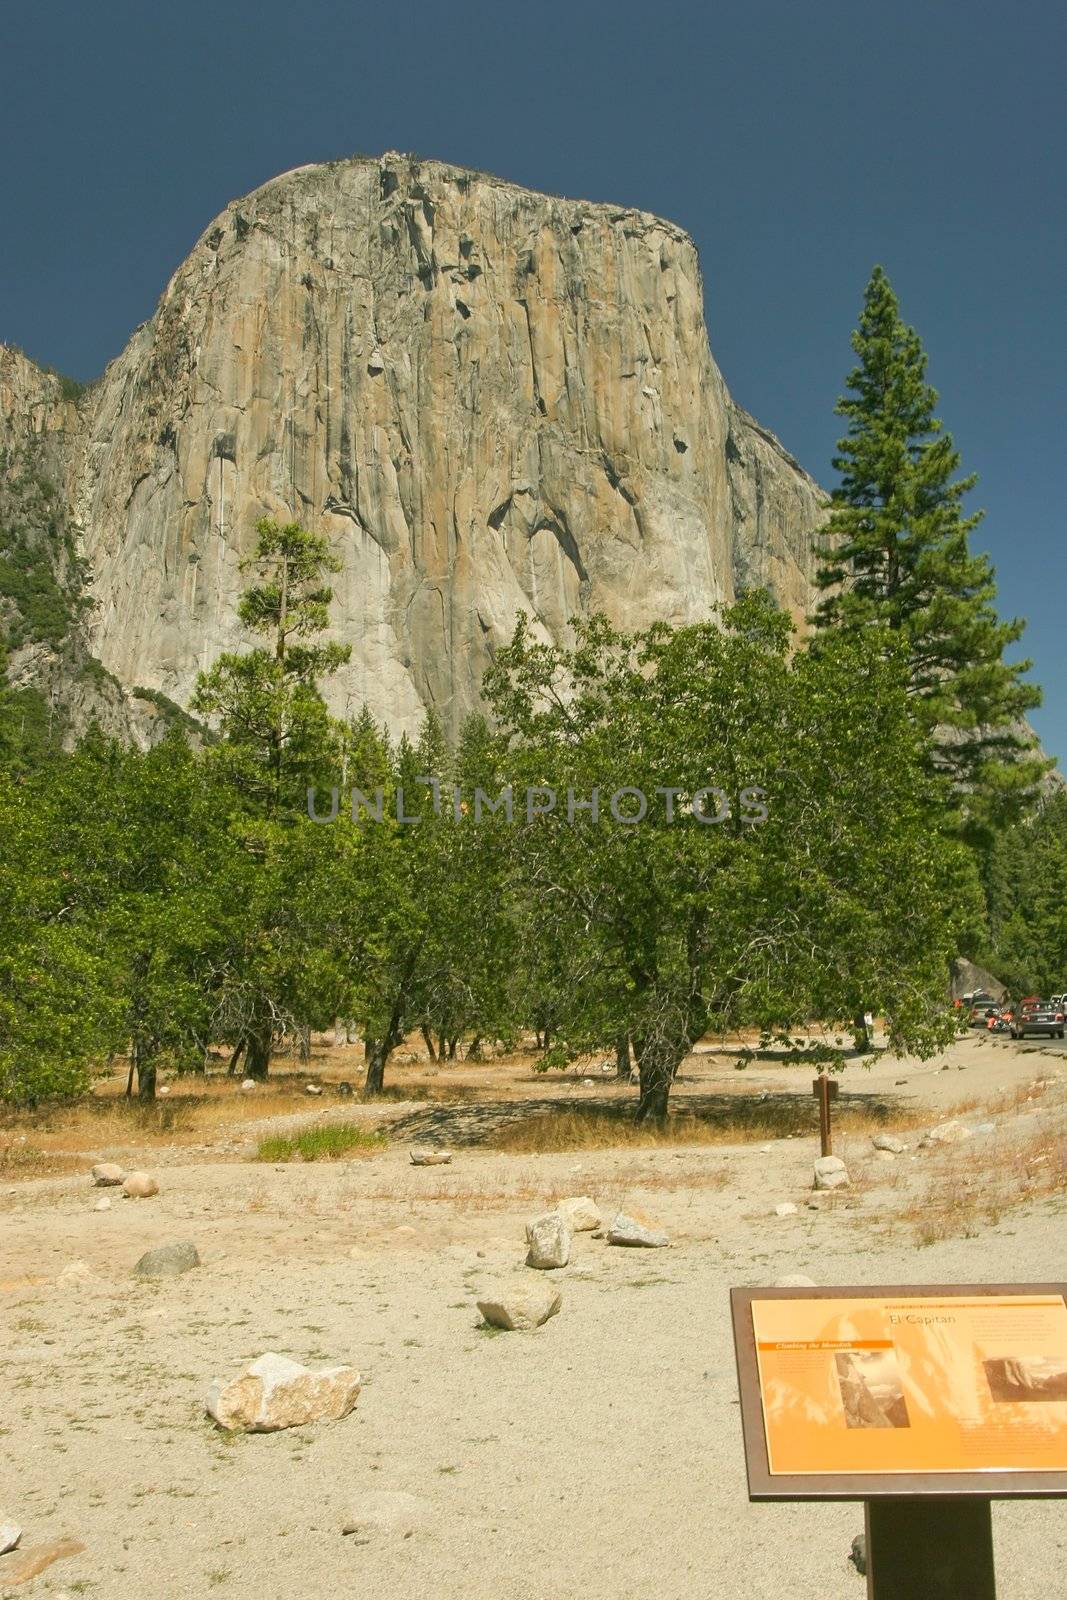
977 791 1067 993
255 1123 387 1162
483 593 979 1120
813 266 1049 844
192 517 351 816
0 443 88 650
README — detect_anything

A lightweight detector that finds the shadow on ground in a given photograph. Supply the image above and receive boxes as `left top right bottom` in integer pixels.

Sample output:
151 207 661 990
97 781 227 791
383 1089 901 1149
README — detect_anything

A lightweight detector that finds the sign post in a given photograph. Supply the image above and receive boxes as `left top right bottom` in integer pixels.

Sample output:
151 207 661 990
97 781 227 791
730 1283 1067 1600
812 1073 837 1157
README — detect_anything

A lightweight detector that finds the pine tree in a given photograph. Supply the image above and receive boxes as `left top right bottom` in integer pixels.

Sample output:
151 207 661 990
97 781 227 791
813 267 1048 841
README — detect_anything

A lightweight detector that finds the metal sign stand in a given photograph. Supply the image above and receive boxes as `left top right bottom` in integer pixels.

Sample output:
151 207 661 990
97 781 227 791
864 1496 996 1599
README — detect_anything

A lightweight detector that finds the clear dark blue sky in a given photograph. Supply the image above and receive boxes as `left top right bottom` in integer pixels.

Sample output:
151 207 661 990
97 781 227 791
3 0 1064 759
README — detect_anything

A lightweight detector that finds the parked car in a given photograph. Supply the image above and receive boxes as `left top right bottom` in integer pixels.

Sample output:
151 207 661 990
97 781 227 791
1011 1003 1065 1040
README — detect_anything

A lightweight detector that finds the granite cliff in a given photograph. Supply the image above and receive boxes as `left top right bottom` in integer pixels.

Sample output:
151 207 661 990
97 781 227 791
3 154 825 740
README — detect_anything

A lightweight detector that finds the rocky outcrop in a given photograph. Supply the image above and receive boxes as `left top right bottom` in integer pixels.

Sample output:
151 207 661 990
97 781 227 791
4 155 826 738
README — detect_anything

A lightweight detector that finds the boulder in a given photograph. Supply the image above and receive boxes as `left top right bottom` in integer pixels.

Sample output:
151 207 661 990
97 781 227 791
341 1489 433 1539
871 1133 905 1154
90 1162 124 1187
240 1079 257 1092
525 1211 571 1269
923 1120 971 1147
122 1171 159 1199
773 1274 817 1289
477 1282 562 1331
557 1196 600 1232
206 1353 361 1432
0 1522 21 1555
134 1241 201 1278
849 1533 867 1576
409 1147 452 1166
813 1156 849 1191
606 1212 669 1248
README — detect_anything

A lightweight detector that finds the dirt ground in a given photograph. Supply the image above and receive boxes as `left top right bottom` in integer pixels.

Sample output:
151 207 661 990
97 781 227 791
2 1030 1067 1599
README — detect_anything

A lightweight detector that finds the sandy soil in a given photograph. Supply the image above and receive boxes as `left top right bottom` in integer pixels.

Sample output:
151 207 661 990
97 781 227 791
2 1032 1067 1599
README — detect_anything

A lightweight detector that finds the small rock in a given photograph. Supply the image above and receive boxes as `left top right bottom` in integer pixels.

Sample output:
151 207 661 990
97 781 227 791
158 1084 170 1095
606 1212 669 1248
871 1133 905 1154
122 1172 159 1199
409 1147 452 1166
924 1119 971 1146
973 1122 996 1135
813 1156 849 1190
477 1282 562 1331
849 1533 867 1576
773 1274 817 1288
525 1211 571 1269
134 1241 201 1277
338 1081 354 1097
240 1079 257 1092
581 1077 596 1086
557 1196 600 1232
0 1523 21 1554
341 1489 433 1539
367 349 385 374
305 1083 323 1095
93 1197 112 1213
873 1150 896 1163
90 1162 125 1187
760 1144 774 1154
774 1203 798 1218
56 1260 95 1287
206 1352 360 1432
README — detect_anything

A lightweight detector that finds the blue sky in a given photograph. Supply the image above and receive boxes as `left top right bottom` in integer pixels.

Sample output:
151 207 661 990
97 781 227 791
3 0 1064 759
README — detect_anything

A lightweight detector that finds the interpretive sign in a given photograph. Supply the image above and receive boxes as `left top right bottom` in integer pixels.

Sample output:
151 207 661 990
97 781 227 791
731 1284 1067 1499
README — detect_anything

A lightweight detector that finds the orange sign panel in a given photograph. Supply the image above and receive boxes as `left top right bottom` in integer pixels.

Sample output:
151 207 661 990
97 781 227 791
752 1294 1067 1475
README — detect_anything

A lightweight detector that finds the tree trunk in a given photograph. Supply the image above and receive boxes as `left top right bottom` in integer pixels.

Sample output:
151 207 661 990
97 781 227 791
297 1022 311 1064
137 1059 157 1102
853 1010 871 1052
615 1033 631 1079
227 1039 246 1076
364 1036 391 1096
124 1059 136 1098
421 1024 437 1060
467 1036 483 1061
447 1036 459 1060
436 1030 447 1060
632 1037 685 1124
245 1031 272 1081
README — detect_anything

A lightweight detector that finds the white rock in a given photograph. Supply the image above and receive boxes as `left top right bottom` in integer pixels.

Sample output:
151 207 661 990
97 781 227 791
774 1203 798 1217
557 1196 600 1232
871 1133 905 1154
90 1162 125 1187
409 1147 452 1166
874 1150 897 1163
773 1274 817 1288
924 1119 972 1146
525 1211 571 1269
0 1522 21 1554
206 1353 361 1432
305 1083 323 1095
606 1212 669 1248
158 1085 170 1095
813 1156 849 1190
93 1197 111 1213
477 1282 562 1331
240 1079 257 1092
122 1171 159 1199
56 1261 95 1287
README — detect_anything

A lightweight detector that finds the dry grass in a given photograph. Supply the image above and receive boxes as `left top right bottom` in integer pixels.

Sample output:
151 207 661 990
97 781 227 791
897 1123 1067 1246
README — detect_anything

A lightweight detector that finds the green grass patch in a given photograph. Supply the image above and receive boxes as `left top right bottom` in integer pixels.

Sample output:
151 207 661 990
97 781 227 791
255 1122 387 1162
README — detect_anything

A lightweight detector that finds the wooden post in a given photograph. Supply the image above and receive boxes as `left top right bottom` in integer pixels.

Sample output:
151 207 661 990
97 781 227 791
865 1498 995 1600
813 1074 834 1157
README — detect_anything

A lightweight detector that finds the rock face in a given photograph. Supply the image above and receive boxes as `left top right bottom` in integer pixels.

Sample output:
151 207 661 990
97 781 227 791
206 1352 361 1431
2 154 826 740
477 1282 562 1331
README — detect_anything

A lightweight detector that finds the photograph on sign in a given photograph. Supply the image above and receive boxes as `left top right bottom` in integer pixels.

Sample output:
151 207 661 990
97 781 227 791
751 1294 1067 1476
